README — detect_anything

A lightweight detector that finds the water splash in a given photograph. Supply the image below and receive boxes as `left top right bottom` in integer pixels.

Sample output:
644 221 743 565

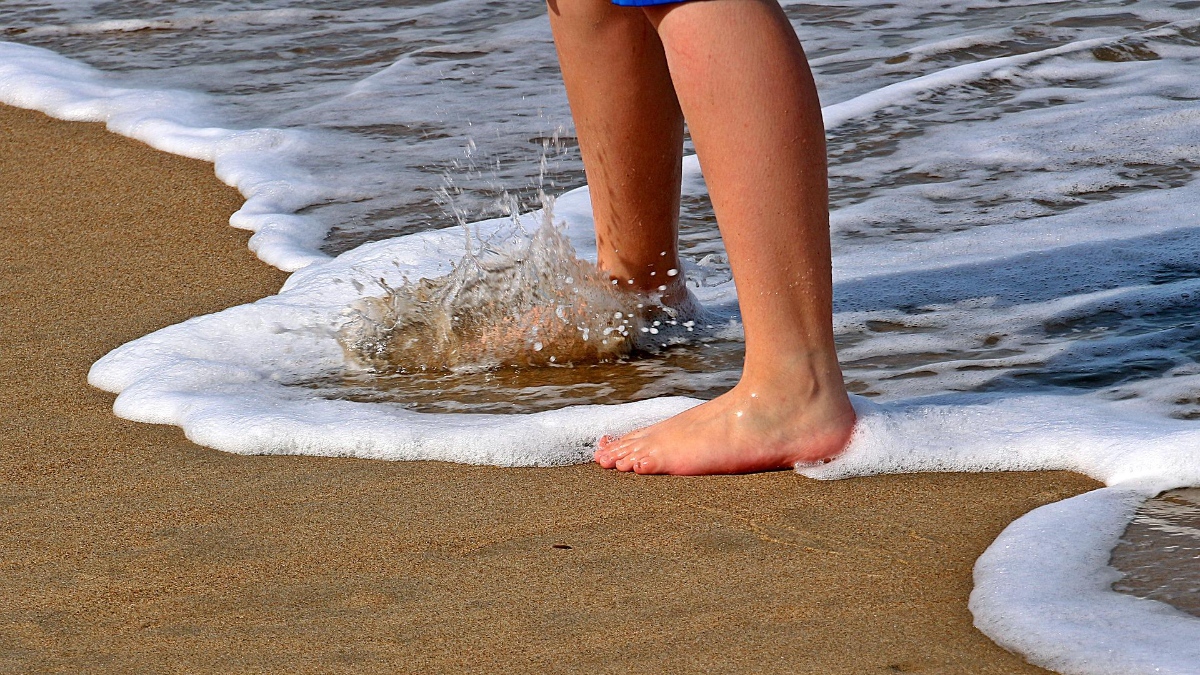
336 201 693 373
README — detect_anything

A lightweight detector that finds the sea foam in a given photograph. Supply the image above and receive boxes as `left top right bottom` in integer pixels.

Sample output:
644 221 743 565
4 5 1200 674
0 41 334 271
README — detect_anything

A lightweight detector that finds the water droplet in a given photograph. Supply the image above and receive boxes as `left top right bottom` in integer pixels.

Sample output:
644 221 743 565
534 341 544 351
667 269 678 277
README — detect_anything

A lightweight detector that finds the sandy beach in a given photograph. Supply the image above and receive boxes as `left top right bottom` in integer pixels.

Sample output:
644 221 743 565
0 104 1103 674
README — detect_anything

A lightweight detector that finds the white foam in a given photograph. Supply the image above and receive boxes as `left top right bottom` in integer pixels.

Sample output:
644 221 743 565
18 8 335 37
799 396 1200 674
83 185 705 463
0 41 333 271
971 485 1200 675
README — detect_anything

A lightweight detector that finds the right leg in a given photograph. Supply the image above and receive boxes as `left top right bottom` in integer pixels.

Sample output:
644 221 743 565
546 0 688 303
595 0 856 475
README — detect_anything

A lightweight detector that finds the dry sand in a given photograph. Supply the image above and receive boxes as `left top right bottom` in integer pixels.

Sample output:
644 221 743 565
0 104 1102 674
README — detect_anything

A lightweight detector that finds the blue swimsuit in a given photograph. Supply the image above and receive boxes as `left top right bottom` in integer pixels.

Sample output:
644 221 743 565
611 0 693 5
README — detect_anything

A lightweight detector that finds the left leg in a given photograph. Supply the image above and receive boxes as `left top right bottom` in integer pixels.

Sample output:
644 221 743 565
546 0 689 305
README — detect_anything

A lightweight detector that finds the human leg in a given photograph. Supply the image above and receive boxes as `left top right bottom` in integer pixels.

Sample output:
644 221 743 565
594 0 856 474
546 0 689 303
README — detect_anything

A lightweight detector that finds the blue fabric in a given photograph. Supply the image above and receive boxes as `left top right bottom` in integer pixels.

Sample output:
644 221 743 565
611 0 694 5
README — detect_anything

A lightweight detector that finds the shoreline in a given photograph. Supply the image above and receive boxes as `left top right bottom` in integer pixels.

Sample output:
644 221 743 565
0 104 1101 674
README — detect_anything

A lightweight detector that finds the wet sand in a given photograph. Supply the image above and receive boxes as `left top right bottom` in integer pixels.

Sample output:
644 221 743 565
0 104 1102 674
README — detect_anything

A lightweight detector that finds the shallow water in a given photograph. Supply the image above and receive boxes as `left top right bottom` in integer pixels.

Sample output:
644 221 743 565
1112 488 1200 618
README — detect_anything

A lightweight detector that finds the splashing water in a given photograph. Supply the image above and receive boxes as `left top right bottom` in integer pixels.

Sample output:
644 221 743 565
336 200 694 373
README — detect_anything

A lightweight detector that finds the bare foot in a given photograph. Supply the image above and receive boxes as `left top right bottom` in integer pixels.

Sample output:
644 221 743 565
594 375 856 475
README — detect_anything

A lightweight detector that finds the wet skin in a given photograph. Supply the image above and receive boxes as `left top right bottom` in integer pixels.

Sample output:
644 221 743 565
548 0 855 474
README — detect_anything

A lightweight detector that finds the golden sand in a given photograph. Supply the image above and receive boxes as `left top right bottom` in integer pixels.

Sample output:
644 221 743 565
0 104 1100 673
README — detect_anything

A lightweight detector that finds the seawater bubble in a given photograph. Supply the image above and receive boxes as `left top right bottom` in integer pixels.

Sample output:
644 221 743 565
335 203 661 371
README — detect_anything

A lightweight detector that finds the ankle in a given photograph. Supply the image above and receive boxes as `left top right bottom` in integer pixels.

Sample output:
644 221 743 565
739 353 850 402
604 264 694 310
598 253 684 294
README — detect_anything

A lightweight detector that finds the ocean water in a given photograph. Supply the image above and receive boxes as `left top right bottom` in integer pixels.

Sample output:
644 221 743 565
2 1 1200 673
1113 488 1200 618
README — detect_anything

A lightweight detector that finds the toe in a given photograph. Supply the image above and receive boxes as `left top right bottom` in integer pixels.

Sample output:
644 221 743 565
607 440 640 463
614 445 646 472
596 437 637 469
594 446 619 469
631 448 662 475
593 446 612 467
